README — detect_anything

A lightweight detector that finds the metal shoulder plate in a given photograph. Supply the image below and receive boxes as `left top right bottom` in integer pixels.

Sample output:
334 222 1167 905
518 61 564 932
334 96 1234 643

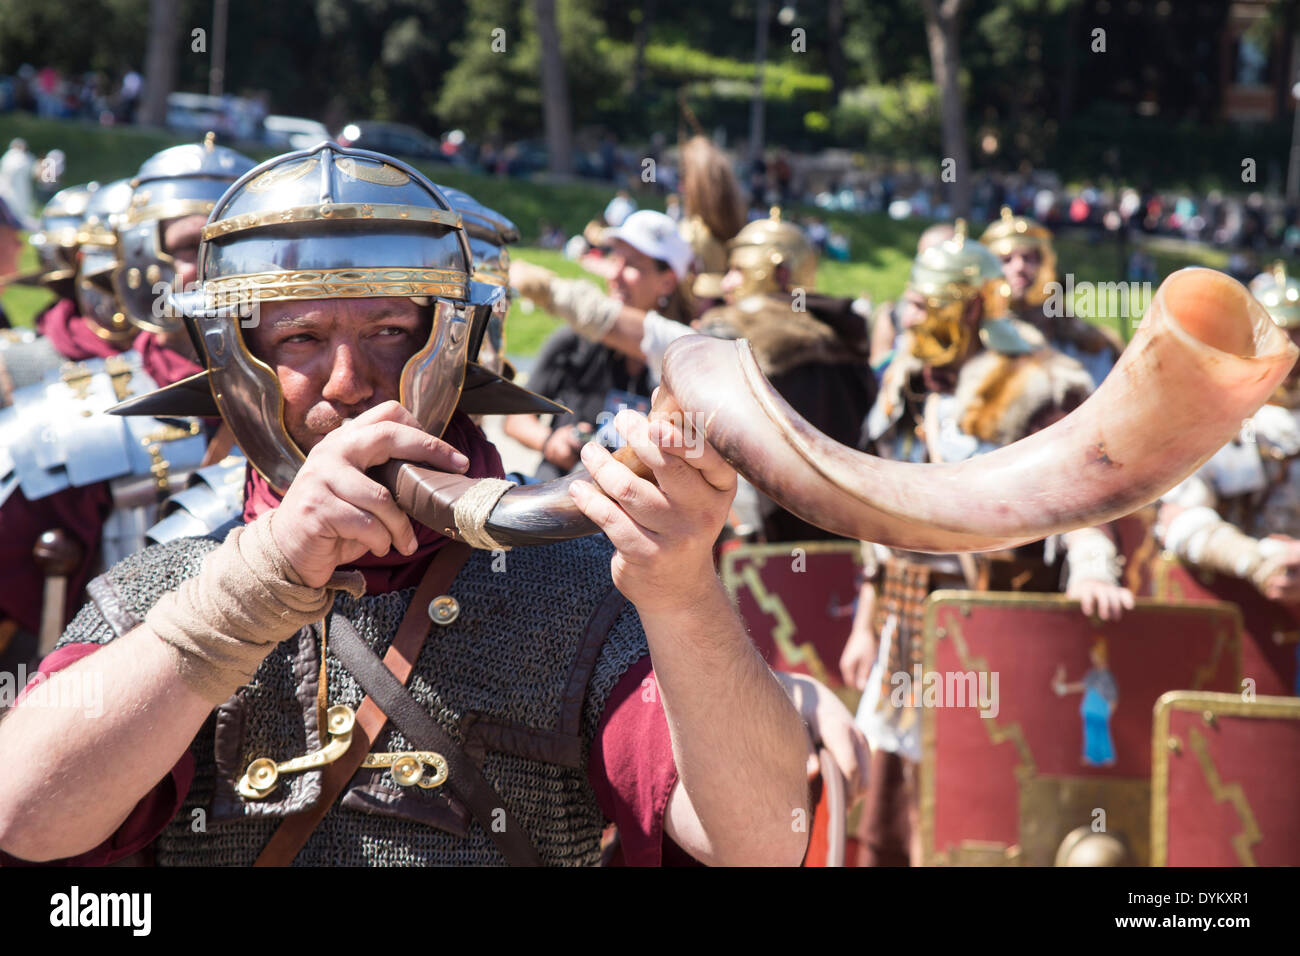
0 351 208 507
0 330 63 407
147 453 247 544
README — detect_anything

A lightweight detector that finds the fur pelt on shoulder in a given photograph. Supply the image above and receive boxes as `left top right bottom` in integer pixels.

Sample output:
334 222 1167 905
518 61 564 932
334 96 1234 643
954 347 1096 446
697 293 868 377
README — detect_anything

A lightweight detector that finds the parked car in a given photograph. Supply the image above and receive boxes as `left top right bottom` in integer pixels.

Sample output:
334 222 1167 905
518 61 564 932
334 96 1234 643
262 114 330 151
166 92 265 142
336 122 448 162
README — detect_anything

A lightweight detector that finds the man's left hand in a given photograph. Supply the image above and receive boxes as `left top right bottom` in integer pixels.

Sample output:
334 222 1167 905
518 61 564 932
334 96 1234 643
569 407 736 611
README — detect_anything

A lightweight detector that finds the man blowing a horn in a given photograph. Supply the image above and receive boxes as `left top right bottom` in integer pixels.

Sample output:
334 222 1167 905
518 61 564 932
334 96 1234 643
0 144 811 867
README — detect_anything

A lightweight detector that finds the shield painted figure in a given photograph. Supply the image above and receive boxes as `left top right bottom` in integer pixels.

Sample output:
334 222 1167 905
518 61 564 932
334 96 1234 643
921 591 1242 866
719 540 863 705
1152 691 1300 866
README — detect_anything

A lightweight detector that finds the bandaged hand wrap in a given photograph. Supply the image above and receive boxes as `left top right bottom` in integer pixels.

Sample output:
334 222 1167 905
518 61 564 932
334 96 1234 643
146 512 366 704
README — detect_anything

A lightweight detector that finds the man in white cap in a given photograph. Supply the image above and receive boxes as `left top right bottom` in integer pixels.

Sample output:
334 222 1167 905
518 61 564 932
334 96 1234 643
505 210 697 480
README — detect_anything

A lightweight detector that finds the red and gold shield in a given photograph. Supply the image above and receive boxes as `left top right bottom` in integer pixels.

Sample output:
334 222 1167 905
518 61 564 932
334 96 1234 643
1152 691 1300 866
719 540 863 703
921 591 1242 866
1116 507 1300 698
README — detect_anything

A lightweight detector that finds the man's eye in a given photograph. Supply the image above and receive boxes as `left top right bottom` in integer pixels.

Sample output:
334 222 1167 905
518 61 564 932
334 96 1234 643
281 333 317 345
375 327 409 338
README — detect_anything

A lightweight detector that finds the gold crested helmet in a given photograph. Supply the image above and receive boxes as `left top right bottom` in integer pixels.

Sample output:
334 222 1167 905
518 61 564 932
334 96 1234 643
683 214 729 299
980 205 1057 308
724 207 816 299
1249 262 1300 330
908 221 1009 367
29 182 98 286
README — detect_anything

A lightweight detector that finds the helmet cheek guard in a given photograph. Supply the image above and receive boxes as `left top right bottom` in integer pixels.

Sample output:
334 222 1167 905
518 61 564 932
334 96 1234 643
113 219 180 333
73 179 138 346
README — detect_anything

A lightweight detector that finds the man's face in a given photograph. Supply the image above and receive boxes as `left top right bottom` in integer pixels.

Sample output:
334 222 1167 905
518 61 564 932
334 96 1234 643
161 214 206 289
607 239 676 312
898 288 928 330
0 226 20 279
1000 246 1042 300
246 296 430 454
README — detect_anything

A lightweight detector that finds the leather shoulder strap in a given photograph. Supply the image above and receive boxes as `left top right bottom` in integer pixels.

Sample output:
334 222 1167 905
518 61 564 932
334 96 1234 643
254 542 472 867
329 612 542 865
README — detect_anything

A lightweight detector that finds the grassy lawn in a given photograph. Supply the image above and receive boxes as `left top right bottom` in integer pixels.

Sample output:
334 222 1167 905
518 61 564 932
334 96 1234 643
0 113 1275 355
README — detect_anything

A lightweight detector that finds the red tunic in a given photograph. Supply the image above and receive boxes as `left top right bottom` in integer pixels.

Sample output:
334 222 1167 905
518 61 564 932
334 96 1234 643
3 643 684 866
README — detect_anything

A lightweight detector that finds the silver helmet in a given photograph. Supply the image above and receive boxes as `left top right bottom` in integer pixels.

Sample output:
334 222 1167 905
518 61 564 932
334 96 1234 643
114 134 256 333
438 185 519 376
123 142 564 494
29 182 98 287
76 178 137 346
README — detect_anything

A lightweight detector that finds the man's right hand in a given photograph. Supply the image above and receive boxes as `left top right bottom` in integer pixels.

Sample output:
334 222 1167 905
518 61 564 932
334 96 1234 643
270 401 469 588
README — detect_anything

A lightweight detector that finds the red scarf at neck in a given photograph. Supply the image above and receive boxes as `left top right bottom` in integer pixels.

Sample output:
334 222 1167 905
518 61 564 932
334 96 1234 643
242 412 505 593
37 298 128 361
132 330 203 387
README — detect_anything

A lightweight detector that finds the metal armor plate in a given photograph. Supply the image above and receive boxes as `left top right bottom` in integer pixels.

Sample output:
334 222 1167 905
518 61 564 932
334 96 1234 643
0 352 207 507
147 453 247 544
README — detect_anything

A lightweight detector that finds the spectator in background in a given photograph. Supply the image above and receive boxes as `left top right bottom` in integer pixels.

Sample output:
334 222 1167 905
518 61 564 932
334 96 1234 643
118 70 141 124
0 140 36 228
603 189 636 228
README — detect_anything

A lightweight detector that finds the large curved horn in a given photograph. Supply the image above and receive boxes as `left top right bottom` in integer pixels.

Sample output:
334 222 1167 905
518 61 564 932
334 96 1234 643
380 268 1298 551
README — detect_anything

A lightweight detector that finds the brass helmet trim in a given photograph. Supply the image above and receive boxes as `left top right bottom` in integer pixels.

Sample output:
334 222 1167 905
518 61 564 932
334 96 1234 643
177 143 486 494
725 206 817 299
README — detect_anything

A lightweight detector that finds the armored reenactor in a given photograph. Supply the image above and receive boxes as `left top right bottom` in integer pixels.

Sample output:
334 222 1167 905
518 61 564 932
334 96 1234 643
0 182 131 404
144 184 557 545
981 206 1122 386
0 144 812 867
512 207 876 542
0 139 255 674
841 226 1131 865
1156 263 1300 609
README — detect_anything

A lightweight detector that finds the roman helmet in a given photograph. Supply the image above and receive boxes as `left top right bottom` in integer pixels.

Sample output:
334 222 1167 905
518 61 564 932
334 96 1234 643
908 221 1015 367
979 205 1057 308
1249 262 1300 329
24 182 98 295
113 133 257 333
113 143 561 493
722 207 817 300
75 178 138 347
437 185 519 379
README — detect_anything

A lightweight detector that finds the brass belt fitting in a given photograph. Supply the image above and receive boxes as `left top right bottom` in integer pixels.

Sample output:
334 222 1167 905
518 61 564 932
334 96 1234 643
360 751 449 789
237 704 356 799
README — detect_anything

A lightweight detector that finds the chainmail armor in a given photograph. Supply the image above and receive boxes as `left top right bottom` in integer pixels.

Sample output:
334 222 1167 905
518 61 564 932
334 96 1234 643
0 332 62 405
60 531 648 866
